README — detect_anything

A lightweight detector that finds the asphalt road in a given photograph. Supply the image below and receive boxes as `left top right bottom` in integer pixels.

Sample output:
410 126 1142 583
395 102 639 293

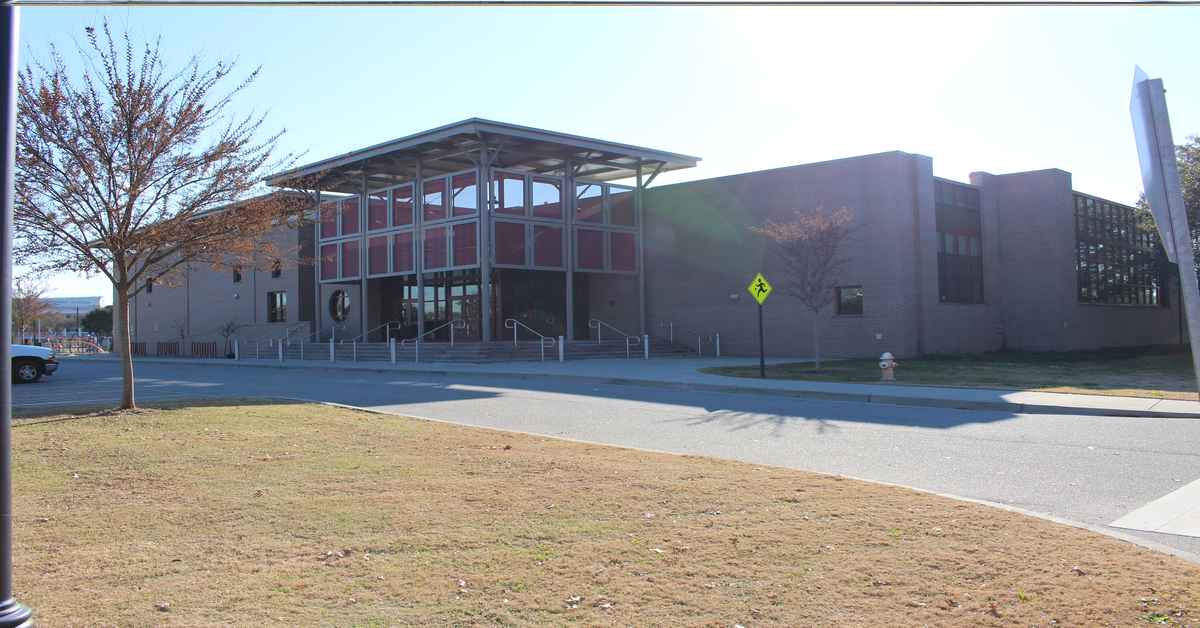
15 359 1200 558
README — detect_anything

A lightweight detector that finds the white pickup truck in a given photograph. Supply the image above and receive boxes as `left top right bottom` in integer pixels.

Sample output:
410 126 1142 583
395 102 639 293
11 344 59 384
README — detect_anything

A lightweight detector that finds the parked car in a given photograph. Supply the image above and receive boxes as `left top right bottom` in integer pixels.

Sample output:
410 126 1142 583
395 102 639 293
11 344 58 384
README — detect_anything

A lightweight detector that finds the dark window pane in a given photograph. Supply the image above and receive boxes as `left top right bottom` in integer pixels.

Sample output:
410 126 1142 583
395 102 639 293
320 244 337 280
267 291 288 323
495 221 525 266
340 197 359 235
532 225 563 268
836 286 864 315
576 183 603 223
368 236 388 275
451 173 477 217
576 229 604 270
423 226 447 270
423 178 446 222
320 201 337 239
531 178 562 219
392 185 414 227
393 231 414 273
368 193 388 230
610 231 637 272
494 172 525 216
452 222 477 266
341 240 360 278
608 186 635 226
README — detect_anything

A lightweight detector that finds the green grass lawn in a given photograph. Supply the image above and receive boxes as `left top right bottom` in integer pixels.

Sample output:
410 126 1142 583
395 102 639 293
701 347 1196 400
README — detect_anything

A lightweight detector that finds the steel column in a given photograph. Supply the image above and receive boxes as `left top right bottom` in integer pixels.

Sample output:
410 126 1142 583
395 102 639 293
313 189 322 340
360 175 369 342
414 160 425 340
636 162 647 336
564 158 575 342
478 146 493 342
0 4 32 624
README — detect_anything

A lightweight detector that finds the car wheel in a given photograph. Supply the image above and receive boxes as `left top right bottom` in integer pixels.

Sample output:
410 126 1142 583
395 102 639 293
12 359 42 384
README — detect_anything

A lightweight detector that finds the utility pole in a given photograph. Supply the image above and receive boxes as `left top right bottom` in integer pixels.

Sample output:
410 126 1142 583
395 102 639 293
0 3 34 625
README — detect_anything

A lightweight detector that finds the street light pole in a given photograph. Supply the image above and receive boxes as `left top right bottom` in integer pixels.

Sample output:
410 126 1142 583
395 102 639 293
0 3 34 625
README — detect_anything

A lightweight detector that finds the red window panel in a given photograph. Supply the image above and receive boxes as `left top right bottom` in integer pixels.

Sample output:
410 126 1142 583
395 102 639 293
610 232 637 272
576 229 604 270
368 236 388 275
393 231 414 273
532 178 562 219
423 226 448 270
494 172 525 216
532 225 563 268
423 178 446 222
367 193 388 230
451 173 477 217
495 221 526 266
392 185 414 227
320 244 337 280
340 197 359 235
320 202 337 239
341 240 360 278
452 222 478 266
576 183 603 223
609 187 635 226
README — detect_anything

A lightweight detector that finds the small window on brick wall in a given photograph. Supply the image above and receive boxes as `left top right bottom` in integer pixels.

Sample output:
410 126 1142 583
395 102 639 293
267 291 287 322
836 286 864 316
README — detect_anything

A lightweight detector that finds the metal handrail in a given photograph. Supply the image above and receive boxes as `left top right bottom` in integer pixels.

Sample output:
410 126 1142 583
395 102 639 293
655 320 721 357
588 318 641 345
503 318 556 361
400 319 466 349
343 320 402 344
281 323 309 345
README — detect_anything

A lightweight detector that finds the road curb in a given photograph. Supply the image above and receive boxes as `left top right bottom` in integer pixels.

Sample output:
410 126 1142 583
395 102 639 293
72 355 1200 419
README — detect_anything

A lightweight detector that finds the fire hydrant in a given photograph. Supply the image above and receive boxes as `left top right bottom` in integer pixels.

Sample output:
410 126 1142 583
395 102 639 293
879 352 898 381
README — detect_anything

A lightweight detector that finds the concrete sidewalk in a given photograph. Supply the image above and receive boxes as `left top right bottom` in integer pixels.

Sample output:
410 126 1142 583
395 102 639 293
74 354 1200 419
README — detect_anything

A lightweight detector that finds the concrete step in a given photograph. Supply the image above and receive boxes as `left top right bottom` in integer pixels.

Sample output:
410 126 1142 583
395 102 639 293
260 339 692 363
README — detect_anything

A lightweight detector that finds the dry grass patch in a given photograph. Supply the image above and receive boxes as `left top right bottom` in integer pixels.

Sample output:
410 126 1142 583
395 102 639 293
703 348 1196 400
13 403 1199 626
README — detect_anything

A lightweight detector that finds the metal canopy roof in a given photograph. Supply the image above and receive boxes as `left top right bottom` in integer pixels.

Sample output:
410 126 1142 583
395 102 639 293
265 118 701 194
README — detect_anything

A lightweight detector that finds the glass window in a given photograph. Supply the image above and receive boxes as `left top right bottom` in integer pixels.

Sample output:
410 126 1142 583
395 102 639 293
576 229 604 270
424 226 448 270
1074 194 1163 306
368 236 388 275
146 279 153 294
576 183 603 223
532 225 563 268
610 232 637 272
451 173 477 217
270 259 282 278
320 244 337 280
423 178 446 222
329 290 350 322
368 192 388 230
494 172 525 216
267 291 288 323
320 201 337 239
495 221 526 266
836 286 864 316
232 266 242 283
341 240 360 278
340 197 359 235
531 178 562 219
393 231 414 273
452 222 478 266
608 186 635 226
392 185 414 227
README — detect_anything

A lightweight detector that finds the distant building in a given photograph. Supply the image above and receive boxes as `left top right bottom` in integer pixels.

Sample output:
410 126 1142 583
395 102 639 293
46 296 103 316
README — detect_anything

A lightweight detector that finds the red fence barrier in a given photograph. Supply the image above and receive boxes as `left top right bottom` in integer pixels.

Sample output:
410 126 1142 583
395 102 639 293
156 341 181 357
130 342 147 356
190 341 221 358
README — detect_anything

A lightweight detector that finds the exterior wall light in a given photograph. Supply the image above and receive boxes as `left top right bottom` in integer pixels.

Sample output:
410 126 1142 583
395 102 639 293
728 292 740 302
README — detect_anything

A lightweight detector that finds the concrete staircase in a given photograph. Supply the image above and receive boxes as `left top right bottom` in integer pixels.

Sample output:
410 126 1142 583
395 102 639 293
269 339 690 364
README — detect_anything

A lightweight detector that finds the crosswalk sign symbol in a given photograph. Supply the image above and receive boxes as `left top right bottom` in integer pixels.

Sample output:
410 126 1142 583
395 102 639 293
747 273 773 305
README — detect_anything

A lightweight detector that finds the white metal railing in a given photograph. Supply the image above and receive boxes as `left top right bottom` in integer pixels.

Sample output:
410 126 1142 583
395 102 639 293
503 318 556 361
281 323 309 345
344 320 403 344
400 319 467 362
588 318 643 358
656 321 721 357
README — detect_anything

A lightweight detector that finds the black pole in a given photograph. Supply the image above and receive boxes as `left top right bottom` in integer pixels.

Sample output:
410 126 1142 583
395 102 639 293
757 303 765 378
0 4 32 626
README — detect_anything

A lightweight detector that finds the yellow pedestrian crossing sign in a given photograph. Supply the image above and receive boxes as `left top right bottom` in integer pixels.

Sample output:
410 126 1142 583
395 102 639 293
747 273 773 305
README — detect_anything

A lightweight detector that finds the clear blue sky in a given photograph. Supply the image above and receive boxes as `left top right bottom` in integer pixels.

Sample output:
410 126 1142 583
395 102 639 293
16 5 1200 301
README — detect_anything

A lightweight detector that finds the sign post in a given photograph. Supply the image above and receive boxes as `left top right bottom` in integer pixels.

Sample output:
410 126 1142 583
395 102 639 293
746 273 773 378
1130 67 1200 399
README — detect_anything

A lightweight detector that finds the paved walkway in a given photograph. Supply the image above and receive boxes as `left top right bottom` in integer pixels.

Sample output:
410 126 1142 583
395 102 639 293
75 354 1200 419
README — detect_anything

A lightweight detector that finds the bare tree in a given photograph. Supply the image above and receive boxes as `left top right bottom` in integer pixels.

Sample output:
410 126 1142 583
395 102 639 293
15 22 312 409
751 207 855 369
11 275 52 342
